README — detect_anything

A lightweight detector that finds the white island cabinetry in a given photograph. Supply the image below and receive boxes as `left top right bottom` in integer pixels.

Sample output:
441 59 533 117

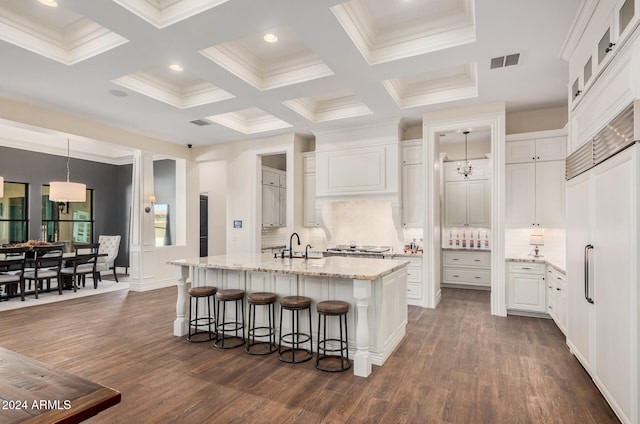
170 255 408 378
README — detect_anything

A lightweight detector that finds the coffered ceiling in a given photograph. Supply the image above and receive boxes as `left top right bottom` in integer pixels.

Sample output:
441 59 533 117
0 0 581 150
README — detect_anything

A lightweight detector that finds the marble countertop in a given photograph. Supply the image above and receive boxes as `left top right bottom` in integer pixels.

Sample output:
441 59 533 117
506 257 566 274
442 247 491 252
169 254 409 280
386 252 423 258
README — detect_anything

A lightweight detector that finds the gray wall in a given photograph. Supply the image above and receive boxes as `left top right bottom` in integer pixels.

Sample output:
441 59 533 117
0 146 132 268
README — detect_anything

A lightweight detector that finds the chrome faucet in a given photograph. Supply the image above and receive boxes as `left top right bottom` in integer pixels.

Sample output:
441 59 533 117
289 232 300 258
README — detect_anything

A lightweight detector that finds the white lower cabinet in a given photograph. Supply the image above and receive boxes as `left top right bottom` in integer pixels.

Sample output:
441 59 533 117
546 266 567 334
388 255 422 306
507 262 546 313
442 250 491 288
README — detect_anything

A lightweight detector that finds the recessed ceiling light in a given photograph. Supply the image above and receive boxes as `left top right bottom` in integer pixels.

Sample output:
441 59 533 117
263 33 278 43
169 64 184 72
38 0 59 7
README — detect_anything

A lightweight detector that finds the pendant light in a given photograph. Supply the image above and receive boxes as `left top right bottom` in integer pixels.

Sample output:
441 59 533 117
49 139 86 202
0 176 4 198
457 131 473 179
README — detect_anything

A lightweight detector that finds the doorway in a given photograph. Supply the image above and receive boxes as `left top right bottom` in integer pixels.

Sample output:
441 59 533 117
259 154 287 254
199 194 208 257
423 105 507 316
438 128 492 294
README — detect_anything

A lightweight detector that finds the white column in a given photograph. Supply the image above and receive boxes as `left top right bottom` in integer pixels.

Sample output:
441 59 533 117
353 278 372 377
174 265 190 336
129 150 156 291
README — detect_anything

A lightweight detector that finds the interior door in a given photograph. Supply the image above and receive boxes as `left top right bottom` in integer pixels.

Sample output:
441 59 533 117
199 195 208 257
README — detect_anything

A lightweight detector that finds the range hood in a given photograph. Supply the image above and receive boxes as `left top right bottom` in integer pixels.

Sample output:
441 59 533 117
313 120 404 244
566 101 639 180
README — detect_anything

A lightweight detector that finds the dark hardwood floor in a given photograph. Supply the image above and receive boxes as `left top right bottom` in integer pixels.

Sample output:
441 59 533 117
0 287 619 423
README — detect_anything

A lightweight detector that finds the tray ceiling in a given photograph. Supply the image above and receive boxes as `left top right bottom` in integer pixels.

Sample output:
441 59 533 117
0 0 582 150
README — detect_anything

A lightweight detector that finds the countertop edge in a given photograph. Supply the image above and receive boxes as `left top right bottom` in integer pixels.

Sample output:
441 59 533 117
506 257 566 274
168 256 410 281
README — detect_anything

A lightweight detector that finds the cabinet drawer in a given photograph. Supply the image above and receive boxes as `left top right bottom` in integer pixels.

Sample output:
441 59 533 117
443 268 491 285
508 262 545 274
407 282 422 299
407 265 422 282
443 251 490 268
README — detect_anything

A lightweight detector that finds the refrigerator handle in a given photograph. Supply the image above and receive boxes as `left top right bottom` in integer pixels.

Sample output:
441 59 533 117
584 244 594 304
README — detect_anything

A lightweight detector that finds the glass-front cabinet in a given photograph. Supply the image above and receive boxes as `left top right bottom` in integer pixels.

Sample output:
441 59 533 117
42 185 94 248
570 0 638 108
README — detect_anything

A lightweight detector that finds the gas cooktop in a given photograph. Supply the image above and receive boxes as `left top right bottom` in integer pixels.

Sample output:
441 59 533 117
326 245 391 254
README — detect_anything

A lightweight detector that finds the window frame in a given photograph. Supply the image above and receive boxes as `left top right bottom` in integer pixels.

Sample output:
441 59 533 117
0 181 29 245
41 185 95 244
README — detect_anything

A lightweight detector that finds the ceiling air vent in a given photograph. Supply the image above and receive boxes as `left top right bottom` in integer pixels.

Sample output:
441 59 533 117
490 53 520 69
189 119 211 126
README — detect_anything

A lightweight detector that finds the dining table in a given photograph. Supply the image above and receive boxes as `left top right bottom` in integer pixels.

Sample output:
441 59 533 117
0 347 121 423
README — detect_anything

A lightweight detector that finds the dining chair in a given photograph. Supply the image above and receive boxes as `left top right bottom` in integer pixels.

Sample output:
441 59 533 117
96 235 121 282
61 243 100 291
0 246 29 301
23 244 64 299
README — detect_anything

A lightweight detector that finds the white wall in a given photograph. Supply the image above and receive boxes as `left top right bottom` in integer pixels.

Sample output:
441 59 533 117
193 133 297 255
506 106 568 134
199 160 227 256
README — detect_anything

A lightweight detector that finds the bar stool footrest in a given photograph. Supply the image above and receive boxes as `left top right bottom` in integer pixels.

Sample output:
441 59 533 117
315 356 351 372
278 347 313 363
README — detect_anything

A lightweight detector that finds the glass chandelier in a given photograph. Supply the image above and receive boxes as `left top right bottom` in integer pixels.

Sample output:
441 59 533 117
457 131 473 179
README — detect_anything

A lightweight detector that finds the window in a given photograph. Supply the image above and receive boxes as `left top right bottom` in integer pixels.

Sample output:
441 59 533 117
153 159 176 247
42 185 94 246
0 182 29 245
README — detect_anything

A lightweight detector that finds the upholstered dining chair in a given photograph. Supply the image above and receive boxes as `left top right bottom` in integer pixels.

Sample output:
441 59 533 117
0 246 29 301
23 244 64 299
61 243 100 291
96 235 121 282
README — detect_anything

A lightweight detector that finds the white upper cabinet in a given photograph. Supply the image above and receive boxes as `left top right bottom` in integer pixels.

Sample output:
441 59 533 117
506 136 566 163
402 141 422 165
567 0 639 110
443 159 491 228
505 132 566 228
302 153 318 227
401 140 423 227
564 0 640 152
506 161 565 228
262 167 286 228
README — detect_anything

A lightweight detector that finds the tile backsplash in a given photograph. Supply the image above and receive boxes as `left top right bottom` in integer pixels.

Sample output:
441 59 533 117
505 228 566 269
442 227 491 249
321 200 400 248
261 226 287 248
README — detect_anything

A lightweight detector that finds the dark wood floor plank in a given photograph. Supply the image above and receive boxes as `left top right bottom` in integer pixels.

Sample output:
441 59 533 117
0 287 621 423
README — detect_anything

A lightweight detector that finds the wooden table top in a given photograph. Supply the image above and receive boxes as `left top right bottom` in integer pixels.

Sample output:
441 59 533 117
0 347 121 423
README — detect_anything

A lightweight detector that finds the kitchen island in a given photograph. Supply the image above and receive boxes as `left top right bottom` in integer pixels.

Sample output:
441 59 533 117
168 255 408 377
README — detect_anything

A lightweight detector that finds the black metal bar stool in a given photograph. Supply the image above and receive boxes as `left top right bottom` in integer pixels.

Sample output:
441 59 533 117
245 292 278 355
315 300 351 372
214 288 245 349
187 286 217 343
278 295 313 363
